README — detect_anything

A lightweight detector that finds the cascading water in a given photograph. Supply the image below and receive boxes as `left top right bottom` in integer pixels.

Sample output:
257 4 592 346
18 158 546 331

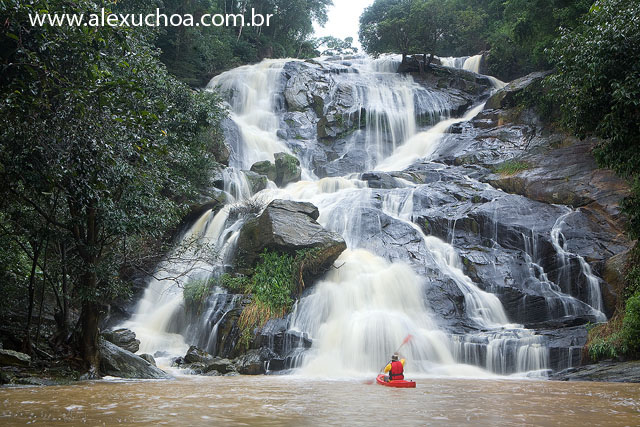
122 54 607 377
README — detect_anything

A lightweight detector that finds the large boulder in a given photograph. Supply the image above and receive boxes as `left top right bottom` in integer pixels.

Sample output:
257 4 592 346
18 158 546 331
98 338 169 379
0 349 31 367
101 328 140 353
250 160 277 182
184 345 214 364
139 353 156 366
484 71 552 110
233 348 276 375
274 152 302 187
205 357 235 374
235 199 346 274
248 153 301 187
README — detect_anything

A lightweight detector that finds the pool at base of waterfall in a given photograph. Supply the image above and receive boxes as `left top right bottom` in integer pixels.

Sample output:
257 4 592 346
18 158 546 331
1 375 639 425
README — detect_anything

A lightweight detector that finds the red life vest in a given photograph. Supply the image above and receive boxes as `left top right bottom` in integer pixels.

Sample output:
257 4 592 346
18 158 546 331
389 360 404 380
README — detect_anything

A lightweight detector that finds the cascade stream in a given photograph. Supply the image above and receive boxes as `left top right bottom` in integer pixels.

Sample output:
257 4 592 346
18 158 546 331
121 55 608 378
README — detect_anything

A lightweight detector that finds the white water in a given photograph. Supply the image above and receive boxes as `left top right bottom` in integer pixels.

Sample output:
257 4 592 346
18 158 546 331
207 60 292 169
377 103 486 171
441 53 506 89
122 55 604 377
550 209 606 321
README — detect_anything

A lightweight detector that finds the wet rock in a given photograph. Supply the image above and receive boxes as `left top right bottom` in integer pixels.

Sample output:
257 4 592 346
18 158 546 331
204 357 235 374
484 71 552 110
250 160 277 182
0 349 31 367
361 172 400 189
551 360 640 383
235 199 346 272
242 170 268 194
184 345 214 365
249 153 301 187
485 138 630 223
101 328 140 354
234 348 276 375
602 250 630 311
139 353 156 366
220 117 241 165
98 338 169 379
182 190 227 230
274 152 301 187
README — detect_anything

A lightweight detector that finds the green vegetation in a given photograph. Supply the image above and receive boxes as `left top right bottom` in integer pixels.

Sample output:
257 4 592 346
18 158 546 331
315 36 359 56
115 0 333 87
220 248 322 348
359 0 591 80
493 160 531 176
359 0 457 66
587 247 640 361
549 0 640 238
183 278 216 313
0 0 224 371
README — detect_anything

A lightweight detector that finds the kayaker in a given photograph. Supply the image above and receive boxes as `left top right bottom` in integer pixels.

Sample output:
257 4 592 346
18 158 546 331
383 352 405 381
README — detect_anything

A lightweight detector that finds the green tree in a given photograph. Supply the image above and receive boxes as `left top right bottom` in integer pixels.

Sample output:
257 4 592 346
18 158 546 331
117 0 333 87
0 0 224 372
359 0 415 61
548 0 640 237
360 0 455 68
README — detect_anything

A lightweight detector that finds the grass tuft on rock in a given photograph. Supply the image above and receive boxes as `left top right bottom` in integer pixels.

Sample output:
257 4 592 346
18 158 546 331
493 160 531 176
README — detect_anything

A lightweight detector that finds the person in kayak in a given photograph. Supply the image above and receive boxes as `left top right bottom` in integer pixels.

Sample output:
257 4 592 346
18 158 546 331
383 353 405 381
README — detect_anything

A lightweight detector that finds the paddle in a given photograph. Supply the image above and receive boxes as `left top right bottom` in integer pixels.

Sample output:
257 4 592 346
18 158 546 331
364 334 413 384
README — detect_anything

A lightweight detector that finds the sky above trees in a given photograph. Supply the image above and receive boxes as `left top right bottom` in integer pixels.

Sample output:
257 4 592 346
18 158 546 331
313 0 373 48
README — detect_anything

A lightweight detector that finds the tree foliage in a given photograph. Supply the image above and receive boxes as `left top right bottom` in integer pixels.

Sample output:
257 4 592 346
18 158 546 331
115 0 333 87
0 0 225 371
548 0 640 237
359 0 591 80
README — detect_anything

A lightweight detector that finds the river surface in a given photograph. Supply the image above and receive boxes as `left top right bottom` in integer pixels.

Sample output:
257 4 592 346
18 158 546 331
2 375 639 426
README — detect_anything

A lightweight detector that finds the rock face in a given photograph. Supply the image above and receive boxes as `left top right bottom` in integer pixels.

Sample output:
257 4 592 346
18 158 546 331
274 152 302 186
484 71 552 110
101 328 140 353
276 59 492 177
98 338 169 379
551 360 640 383
235 199 347 272
0 349 31 367
139 353 156 366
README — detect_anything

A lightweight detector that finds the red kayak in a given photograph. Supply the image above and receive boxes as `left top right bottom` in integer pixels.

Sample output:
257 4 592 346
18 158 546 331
376 374 416 388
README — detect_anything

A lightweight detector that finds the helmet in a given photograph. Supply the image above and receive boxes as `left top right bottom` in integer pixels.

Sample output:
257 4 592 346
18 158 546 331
391 353 399 361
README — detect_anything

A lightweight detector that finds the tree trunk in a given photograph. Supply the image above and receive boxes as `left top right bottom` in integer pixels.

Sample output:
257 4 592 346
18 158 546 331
78 288 100 376
22 242 41 354
61 242 70 334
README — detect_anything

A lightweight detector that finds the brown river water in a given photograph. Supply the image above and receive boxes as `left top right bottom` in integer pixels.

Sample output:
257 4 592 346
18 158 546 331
1 375 639 426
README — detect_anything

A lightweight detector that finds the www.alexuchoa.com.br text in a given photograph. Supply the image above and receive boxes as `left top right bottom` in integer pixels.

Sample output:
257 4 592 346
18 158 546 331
29 8 273 28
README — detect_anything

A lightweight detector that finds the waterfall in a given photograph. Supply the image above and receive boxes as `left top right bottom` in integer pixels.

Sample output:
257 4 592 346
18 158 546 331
289 249 458 376
122 55 606 377
377 103 486 171
440 53 506 89
207 60 291 169
550 209 606 321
